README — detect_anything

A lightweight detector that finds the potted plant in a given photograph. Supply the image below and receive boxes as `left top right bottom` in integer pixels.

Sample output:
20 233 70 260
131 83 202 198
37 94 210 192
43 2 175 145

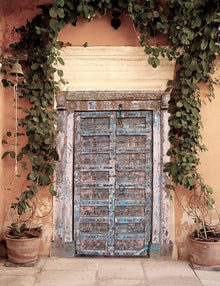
186 180 220 267
5 187 43 264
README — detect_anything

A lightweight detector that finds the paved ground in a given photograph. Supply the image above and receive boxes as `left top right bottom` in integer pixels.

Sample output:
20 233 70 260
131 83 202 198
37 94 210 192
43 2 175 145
0 258 219 286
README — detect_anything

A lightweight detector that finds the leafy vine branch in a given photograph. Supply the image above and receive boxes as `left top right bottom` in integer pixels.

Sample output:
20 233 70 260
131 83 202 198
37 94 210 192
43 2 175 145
0 0 219 218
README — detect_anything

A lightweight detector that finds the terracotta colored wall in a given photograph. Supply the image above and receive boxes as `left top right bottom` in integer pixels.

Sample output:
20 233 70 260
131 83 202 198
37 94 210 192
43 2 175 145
1 0 54 256
1 1 219 259
0 0 4 250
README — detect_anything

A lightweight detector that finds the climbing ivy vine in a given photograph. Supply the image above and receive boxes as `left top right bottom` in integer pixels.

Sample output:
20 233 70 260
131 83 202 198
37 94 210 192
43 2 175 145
1 0 219 217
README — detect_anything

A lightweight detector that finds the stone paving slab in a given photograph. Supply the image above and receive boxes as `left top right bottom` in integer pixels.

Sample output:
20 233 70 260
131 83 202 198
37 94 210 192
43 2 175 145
44 257 99 271
0 275 36 286
145 276 203 286
195 270 220 286
142 260 203 286
98 260 145 280
34 270 97 286
142 260 196 277
0 259 46 276
99 279 146 286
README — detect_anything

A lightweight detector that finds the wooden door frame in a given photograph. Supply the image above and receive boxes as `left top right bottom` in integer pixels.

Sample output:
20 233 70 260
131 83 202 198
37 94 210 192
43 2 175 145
52 90 173 258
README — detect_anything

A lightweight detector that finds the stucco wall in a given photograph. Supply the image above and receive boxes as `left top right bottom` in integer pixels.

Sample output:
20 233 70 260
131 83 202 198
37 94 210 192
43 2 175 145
175 71 220 259
0 0 5 252
1 0 219 259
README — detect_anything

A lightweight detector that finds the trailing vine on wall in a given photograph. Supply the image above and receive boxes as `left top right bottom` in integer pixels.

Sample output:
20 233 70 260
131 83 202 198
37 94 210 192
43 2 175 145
1 0 219 218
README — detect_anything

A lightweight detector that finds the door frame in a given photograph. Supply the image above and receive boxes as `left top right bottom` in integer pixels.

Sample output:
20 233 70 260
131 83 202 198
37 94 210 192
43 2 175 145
52 90 173 258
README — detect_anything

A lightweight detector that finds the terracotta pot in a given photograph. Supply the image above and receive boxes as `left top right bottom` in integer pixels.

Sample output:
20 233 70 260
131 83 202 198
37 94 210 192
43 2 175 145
5 236 41 264
187 235 220 266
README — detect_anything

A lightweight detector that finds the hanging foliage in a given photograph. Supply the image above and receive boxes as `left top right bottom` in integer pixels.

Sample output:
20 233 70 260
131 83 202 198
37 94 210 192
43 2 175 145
1 0 219 216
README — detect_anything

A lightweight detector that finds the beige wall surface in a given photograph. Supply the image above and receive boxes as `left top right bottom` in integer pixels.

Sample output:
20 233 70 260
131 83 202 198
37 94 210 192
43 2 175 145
58 46 175 91
1 0 219 259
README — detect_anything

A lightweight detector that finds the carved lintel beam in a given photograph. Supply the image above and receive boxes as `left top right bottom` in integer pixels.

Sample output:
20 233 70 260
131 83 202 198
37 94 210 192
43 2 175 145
66 101 76 111
56 91 68 111
161 93 170 110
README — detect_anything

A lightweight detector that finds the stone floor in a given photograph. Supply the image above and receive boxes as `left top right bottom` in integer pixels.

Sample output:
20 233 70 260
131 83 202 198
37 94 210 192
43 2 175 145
0 258 219 286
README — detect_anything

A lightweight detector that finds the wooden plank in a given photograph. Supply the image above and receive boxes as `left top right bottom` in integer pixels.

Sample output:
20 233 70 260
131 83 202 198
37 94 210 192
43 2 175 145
152 110 161 244
108 112 116 255
67 91 162 101
145 111 153 244
67 100 160 112
55 111 67 241
161 107 171 247
64 112 74 242
74 113 82 252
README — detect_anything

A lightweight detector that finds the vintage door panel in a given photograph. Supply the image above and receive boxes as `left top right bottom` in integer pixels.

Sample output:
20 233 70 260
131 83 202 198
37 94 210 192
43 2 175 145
81 171 110 182
80 222 109 233
114 206 145 217
115 240 145 250
115 188 145 200
80 188 109 200
80 117 110 130
80 206 109 216
80 153 110 165
74 111 153 256
116 153 146 170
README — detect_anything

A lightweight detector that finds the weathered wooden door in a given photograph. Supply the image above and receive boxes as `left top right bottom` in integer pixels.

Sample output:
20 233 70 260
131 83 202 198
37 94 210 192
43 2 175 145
74 111 153 256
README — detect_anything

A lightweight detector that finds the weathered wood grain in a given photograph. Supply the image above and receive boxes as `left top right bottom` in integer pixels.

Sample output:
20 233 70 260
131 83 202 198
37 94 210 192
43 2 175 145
54 91 172 258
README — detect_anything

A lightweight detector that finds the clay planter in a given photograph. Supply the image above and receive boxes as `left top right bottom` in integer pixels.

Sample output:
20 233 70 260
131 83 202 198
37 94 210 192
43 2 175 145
188 236 220 266
5 236 41 264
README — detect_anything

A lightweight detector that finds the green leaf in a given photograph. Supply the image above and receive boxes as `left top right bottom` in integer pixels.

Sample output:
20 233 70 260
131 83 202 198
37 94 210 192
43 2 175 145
32 184 38 193
55 41 64 49
201 39 208 50
209 40 216 52
57 0 64 7
44 138 51 144
2 151 9 159
20 223 26 233
6 131 12 137
31 63 39 70
49 185 57 196
49 19 59 31
176 101 183 108
17 153 23 161
28 172 38 181
206 185 213 194
165 184 175 190
10 151 15 158
57 70 63 77
57 57 65 65
57 8 65 18
49 7 58 18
